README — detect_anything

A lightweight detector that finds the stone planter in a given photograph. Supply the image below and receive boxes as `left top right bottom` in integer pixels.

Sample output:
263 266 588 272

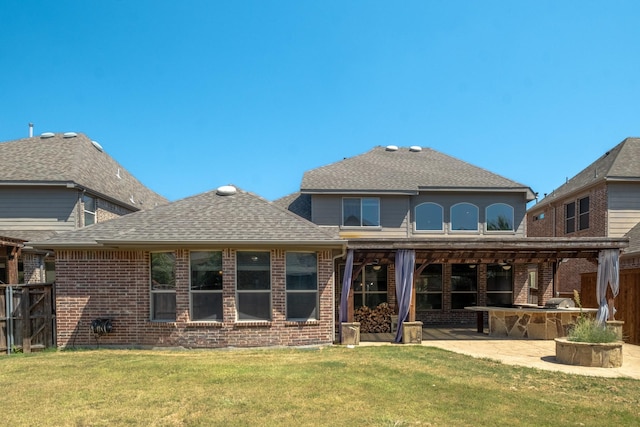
606 320 624 341
555 338 623 368
402 321 423 344
340 322 360 346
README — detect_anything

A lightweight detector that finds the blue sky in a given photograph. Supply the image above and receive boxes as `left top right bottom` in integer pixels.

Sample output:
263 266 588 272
2 1 639 204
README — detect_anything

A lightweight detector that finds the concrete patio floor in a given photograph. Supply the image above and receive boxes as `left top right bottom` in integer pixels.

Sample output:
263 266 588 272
360 327 640 380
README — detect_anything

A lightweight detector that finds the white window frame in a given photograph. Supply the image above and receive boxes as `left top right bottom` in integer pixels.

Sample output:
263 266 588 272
236 251 272 321
485 203 515 232
415 202 444 232
342 197 380 228
285 252 319 321
82 194 96 226
189 251 223 322
150 251 176 322
450 203 479 233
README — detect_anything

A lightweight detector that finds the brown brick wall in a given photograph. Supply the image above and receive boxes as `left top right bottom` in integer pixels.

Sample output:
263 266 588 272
528 184 608 239
54 248 335 349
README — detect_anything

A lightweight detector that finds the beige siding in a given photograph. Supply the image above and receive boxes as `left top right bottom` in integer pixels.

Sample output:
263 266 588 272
0 187 77 231
608 183 640 237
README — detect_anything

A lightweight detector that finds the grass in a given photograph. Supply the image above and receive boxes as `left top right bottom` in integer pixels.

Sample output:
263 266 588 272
1 346 639 426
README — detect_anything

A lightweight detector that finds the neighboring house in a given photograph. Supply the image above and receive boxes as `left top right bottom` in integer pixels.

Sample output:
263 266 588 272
278 145 626 330
0 132 168 285
30 186 344 349
527 137 640 295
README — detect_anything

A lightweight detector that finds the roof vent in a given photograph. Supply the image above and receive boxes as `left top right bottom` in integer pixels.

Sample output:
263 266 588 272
40 132 55 138
385 145 399 151
91 140 104 152
409 145 422 152
217 185 237 196
63 132 78 138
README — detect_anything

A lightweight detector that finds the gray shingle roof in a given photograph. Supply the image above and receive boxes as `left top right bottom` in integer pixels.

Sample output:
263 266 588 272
301 146 534 198
273 192 312 221
0 132 168 210
534 137 640 208
30 187 342 248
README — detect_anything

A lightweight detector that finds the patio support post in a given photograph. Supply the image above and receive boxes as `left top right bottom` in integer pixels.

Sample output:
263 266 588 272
596 249 620 324
394 249 416 343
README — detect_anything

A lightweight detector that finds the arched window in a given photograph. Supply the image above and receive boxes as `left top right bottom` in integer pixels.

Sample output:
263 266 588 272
415 202 443 231
486 203 514 231
451 203 478 231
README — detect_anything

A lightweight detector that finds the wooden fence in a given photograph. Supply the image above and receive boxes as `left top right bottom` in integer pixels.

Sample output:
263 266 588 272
581 269 640 345
0 283 56 354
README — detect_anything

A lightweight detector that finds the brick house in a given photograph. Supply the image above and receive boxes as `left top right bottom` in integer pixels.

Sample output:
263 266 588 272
527 137 640 295
0 132 167 285
278 145 627 336
30 186 345 349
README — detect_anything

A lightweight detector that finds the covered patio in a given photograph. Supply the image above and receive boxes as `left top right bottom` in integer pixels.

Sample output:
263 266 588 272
338 237 629 343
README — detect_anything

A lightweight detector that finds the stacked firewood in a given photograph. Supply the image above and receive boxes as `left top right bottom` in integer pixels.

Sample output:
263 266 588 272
354 302 394 333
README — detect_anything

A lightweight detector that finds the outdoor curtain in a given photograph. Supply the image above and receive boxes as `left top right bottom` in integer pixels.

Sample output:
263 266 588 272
596 248 620 324
394 249 416 343
339 249 355 338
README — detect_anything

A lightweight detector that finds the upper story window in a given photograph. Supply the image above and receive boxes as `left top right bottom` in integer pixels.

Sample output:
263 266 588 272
578 196 589 230
286 252 318 321
486 203 514 232
565 202 576 234
342 197 380 227
415 202 444 232
236 251 271 321
82 194 96 226
450 203 479 232
190 251 223 322
150 252 176 321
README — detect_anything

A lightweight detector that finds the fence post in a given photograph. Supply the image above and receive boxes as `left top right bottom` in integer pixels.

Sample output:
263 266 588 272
21 286 31 353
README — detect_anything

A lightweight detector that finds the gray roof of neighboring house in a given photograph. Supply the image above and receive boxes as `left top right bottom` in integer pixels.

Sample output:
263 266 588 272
29 186 343 249
0 230 58 243
532 137 640 209
301 146 535 199
623 222 640 256
0 132 168 210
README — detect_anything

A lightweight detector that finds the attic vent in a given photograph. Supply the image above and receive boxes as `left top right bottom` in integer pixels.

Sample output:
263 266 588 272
409 145 422 152
63 132 78 138
217 185 237 196
385 145 399 151
91 140 104 152
40 132 55 138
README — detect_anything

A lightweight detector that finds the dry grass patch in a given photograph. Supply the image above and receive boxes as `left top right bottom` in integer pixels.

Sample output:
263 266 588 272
1 346 639 426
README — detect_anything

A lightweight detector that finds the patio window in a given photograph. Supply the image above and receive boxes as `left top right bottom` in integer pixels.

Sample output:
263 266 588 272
150 252 176 321
236 251 271 321
340 264 388 310
565 202 575 234
486 203 514 232
527 265 538 305
416 264 443 310
190 251 223 321
415 202 444 232
578 196 589 230
451 203 479 232
342 197 380 227
486 264 513 307
83 194 96 226
451 264 477 309
286 252 318 321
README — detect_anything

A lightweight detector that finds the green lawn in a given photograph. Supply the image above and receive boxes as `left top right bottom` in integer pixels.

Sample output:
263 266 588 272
1 345 639 426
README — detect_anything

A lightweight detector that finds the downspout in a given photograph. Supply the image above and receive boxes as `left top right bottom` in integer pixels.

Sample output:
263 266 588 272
331 246 347 343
